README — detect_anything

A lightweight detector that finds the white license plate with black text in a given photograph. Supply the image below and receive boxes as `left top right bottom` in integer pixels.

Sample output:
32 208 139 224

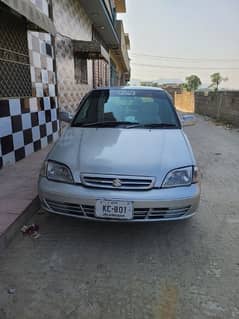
95 200 133 219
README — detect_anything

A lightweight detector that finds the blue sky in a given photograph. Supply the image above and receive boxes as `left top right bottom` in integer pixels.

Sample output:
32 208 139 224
119 0 239 88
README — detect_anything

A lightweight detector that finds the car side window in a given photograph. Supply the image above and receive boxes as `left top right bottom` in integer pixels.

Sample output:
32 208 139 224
74 95 98 123
155 98 175 123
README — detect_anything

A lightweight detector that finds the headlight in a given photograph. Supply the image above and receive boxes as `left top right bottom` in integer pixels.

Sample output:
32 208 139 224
162 166 199 188
45 161 74 184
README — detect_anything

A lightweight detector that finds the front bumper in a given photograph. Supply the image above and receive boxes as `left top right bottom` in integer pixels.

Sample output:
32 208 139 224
38 177 200 222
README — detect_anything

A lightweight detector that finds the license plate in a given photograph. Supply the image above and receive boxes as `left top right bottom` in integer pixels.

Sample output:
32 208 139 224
95 200 133 219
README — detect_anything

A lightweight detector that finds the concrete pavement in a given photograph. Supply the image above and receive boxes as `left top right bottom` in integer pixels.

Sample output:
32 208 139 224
0 116 239 319
0 144 53 247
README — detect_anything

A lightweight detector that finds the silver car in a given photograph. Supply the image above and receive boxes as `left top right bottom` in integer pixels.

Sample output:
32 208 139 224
38 87 200 222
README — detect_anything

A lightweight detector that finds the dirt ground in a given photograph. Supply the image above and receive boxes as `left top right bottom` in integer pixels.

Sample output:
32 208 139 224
0 115 239 319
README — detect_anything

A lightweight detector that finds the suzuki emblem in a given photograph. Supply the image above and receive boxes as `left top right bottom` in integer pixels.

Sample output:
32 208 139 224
112 178 122 187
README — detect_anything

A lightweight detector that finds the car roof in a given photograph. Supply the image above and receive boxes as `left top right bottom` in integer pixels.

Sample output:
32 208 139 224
93 86 165 92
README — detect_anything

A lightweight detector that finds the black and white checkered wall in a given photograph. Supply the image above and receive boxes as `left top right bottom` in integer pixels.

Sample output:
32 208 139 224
0 97 59 167
0 27 59 169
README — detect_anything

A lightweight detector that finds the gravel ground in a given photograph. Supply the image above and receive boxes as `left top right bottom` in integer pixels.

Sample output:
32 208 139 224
0 115 239 319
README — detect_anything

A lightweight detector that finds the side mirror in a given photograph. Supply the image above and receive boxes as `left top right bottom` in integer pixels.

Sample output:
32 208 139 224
59 111 73 123
181 114 197 126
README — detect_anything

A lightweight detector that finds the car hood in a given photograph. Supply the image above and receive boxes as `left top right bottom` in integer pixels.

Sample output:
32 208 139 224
47 127 195 186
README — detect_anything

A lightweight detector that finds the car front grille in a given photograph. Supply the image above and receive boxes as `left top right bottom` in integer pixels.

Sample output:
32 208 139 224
44 199 191 220
45 199 94 217
134 207 191 219
80 174 155 190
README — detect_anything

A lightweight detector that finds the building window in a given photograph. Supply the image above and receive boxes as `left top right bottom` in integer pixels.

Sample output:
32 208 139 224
0 5 31 98
104 62 109 86
46 43 52 57
74 55 88 84
110 60 118 86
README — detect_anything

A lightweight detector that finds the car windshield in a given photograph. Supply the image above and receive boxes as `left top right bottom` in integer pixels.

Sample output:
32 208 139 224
72 89 180 128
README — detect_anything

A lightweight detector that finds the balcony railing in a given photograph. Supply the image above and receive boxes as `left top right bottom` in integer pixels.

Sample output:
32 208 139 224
80 0 119 47
115 20 130 72
104 0 114 19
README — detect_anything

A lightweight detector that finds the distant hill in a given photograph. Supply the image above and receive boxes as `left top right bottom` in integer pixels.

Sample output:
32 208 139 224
156 79 183 85
129 79 141 86
129 78 184 86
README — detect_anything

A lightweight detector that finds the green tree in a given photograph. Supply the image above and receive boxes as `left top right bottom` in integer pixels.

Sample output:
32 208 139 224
209 73 228 91
182 75 202 91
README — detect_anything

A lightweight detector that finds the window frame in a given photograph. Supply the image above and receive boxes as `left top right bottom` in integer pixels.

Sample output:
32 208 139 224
0 5 32 98
74 55 88 85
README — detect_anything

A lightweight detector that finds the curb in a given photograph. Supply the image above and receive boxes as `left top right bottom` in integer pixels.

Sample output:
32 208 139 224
0 196 40 251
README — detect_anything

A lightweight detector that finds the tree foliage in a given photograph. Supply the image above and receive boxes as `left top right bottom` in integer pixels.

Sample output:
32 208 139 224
182 75 202 92
209 73 228 91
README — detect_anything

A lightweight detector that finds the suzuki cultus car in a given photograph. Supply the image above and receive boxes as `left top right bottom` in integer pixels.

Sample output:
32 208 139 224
38 87 200 222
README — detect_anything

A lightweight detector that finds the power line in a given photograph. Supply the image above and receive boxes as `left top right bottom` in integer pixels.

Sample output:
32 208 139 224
131 53 239 62
132 63 239 70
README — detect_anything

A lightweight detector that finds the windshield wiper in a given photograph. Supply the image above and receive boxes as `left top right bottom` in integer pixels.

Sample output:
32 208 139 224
127 123 178 129
72 121 139 127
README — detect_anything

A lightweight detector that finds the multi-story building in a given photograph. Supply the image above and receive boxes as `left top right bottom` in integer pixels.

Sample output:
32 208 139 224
110 19 131 86
0 0 130 170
